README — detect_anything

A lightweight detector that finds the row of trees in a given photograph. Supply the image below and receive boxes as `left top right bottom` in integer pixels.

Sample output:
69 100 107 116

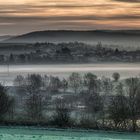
0 72 140 132
1 42 140 64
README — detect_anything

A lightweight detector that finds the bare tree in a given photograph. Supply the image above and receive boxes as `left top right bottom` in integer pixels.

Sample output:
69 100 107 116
14 75 25 87
125 78 140 132
108 83 129 129
42 75 50 89
0 84 14 121
49 76 61 93
61 78 68 92
101 77 113 95
84 91 103 128
25 93 44 121
14 75 26 104
84 73 98 94
26 74 43 90
69 72 82 94
7 97 15 120
52 98 71 127
100 77 113 126
24 74 45 121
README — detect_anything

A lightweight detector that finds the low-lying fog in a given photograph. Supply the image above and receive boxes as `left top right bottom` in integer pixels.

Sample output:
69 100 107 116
0 63 140 86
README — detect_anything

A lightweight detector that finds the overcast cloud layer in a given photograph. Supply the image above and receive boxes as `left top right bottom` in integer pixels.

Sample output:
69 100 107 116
0 0 140 35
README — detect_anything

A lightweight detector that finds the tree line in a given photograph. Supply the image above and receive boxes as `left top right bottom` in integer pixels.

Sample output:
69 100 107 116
0 42 140 64
0 72 140 132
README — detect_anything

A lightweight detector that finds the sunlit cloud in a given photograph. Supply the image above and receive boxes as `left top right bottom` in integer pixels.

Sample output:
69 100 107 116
112 0 140 3
0 0 140 35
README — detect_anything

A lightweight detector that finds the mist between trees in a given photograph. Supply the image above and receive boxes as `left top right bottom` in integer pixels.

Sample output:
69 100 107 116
1 42 140 64
0 72 140 132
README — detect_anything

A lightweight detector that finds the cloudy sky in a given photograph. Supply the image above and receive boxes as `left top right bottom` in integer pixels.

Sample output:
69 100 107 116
0 0 140 35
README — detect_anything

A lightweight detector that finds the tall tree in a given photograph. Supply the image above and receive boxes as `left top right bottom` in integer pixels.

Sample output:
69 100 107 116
108 83 129 129
61 78 68 92
112 72 120 82
24 74 45 121
49 76 61 93
125 78 140 132
100 77 113 127
84 91 103 128
69 72 82 94
84 73 98 94
53 98 71 127
0 84 14 121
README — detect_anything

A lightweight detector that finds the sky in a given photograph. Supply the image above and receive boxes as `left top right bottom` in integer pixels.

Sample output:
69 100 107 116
0 0 140 35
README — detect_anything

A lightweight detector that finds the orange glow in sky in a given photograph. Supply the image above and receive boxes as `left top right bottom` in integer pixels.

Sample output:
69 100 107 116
0 0 140 35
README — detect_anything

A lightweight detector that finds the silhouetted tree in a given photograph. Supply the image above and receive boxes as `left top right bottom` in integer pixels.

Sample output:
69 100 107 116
24 74 45 121
100 77 113 127
108 83 129 129
61 78 68 92
49 76 61 93
0 84 14 121
52 98 71 127
19 54 26 63
9 54 15 63
112 72 120 82
69 72 82 94
85 91 103 128
125 78 140 132
14 75 25 87
84 73 98 94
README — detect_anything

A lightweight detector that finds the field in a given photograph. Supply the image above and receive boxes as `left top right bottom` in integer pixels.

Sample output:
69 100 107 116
0 127 139 140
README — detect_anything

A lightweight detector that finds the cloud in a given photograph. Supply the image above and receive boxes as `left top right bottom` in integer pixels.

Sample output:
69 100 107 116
0 3 115 10
112 0 140 3
0 0 140 35
0 14 139 24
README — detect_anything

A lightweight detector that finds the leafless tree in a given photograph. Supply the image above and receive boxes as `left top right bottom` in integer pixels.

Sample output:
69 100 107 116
24 74 45 121
125 78 140 132
108 83 129 129
84 73 98 94
52 98 71 127
61 78 68 92
14 75 25 87
14 75 26 105
49 76 61 93
0 84 14 121
100 77 113 126
84 91 103 128
69 72 82 94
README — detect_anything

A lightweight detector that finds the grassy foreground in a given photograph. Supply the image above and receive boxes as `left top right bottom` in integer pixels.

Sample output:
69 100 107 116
0 127 139 140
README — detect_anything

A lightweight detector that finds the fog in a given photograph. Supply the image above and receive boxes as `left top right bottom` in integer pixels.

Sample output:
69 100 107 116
1 63 140 86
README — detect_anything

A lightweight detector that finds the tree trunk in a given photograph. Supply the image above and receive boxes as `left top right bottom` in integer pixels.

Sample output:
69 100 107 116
132 119 137 132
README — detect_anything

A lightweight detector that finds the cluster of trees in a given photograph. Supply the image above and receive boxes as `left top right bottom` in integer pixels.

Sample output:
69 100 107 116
0 85 15 121
0 72 140 132
0 42 140 64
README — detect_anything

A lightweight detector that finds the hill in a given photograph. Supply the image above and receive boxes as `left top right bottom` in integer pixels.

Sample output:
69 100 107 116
0 35 13 42
3 30 140 49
